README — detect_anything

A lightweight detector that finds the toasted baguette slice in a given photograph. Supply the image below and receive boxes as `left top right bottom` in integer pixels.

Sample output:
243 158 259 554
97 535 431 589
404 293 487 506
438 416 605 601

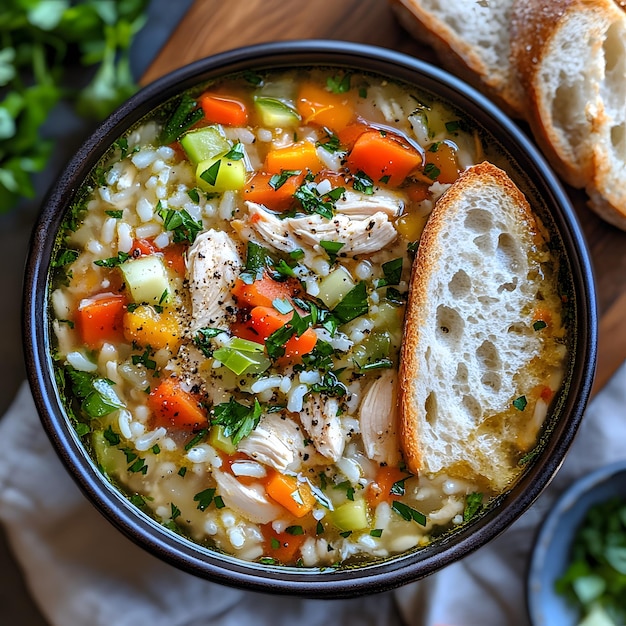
510 0 626 227
390 0 524 117
399 163 555 491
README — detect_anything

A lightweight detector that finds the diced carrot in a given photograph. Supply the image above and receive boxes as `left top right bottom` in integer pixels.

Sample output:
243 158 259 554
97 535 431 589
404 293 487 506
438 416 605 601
265 470 316 518
230 306 317 363
76 292 127 348
130 238 157 258
200 94 248 126
296 82 355 132
347 130 423 187
243 171 305 211
162 243 187 276
232 272 302 309
264 141 322 175
148 377 207 430
367 465 408 509
540 386 555 402
261 523 307 564
424 141 459 184
123 305 181 350
336 120 370 149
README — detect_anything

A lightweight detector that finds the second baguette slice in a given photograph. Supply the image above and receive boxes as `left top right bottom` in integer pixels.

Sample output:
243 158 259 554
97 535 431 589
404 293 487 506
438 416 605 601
399 162 552 491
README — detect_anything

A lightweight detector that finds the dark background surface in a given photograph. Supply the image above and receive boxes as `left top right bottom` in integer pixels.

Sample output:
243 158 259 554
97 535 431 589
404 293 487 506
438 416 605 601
0 1 192 622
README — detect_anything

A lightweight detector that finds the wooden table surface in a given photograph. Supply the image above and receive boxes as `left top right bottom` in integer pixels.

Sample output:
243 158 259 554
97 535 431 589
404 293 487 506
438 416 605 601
143 0 626 396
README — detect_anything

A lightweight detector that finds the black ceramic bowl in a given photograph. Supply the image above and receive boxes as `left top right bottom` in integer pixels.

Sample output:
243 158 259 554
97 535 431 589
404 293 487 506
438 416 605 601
23 40 597 597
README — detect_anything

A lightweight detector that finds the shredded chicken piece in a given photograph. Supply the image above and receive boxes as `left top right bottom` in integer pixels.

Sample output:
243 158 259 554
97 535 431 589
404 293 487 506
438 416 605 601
335 189 404 217
213 469 282 524
300 394 345 462
237 413 304 472
232 202 398 255
186 229 242 331
359 370 400 466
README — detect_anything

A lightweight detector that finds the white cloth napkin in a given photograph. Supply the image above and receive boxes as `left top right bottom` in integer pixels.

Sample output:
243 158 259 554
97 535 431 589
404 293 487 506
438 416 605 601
1 360 625 626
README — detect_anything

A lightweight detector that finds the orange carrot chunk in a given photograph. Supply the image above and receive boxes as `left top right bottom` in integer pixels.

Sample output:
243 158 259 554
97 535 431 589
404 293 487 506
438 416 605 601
424 141 459 184
265 470 316 517
367 465 408 509
261 524 307 564
232 272 302 309
347 130 423 187
297 82 355 132
200 94 248 126
148 377 208 430
243 171 304 211
76 293 127 347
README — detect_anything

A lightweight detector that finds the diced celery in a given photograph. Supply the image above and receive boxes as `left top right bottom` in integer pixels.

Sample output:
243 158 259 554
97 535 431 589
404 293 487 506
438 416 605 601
228 337 265 353
213 344 271 376
120 255 170 306
372 300 402 331
180 125 230 164
92 430 125 476
331 499 369 531
317 266 355 309
352 330 392 369
209 424 236 455
254 96 300 127
196 154 246 193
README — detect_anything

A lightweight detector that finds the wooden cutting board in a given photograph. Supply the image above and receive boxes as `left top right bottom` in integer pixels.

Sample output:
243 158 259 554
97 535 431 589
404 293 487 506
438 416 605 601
142 0 626 396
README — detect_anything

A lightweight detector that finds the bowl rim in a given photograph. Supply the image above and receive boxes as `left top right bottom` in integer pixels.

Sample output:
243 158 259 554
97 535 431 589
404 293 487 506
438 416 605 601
23 39 598 597
526 460 626 625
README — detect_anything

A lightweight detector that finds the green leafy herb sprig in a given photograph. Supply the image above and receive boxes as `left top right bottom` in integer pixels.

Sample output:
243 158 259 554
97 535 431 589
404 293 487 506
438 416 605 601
0 0 150 213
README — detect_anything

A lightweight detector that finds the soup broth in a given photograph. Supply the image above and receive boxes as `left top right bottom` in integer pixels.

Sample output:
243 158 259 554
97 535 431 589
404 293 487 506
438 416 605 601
49 67 567 567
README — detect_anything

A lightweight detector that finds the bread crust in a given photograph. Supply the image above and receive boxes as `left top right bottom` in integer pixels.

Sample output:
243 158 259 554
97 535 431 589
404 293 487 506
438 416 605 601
399 163 544 486
390 0 525 117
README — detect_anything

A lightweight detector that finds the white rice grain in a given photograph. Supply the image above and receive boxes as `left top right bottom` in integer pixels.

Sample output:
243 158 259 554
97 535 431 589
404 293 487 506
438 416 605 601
118 409 133 439
136 197 154 222
250 376 283 394
117 222 133 252
287 383 308 413
135 426 166 451
101 217 117 244
231 461 267 478
131 149 157 169
66 351 98 372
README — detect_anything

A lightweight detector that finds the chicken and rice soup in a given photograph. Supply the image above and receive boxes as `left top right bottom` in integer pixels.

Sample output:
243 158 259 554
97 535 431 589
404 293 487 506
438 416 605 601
50 67 566 567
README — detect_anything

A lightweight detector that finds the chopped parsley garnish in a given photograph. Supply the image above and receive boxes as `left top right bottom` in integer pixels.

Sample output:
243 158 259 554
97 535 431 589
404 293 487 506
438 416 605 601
317 134 342 153
316 520 325 535
370 529 383 538
130 494 148 508
391 501 427 526
114 138 129 159
352 170 374 195
103 425 120 446
105 209 123 219
376 257 403 287
320 240 345 264
265 323 297 361
160 93 204 145
187 188 200 203
214 496 225 509
294 182 345 219
260 557 277 565
224 142 245 160
184 428 209 451
311 370 348 398
239 241 276 284
272 298 294 315
424 162 441 180
463 492 484 522
65 368 123 419
333 481 355 501
94 251 131 268
533 320 548 331
332 281 369 324
326 72 351 93
193 488 216 511
355 358 393 372
513 395 528 411
379 174 391 184
390 476 410 497
193 327 224 358
286 525 304 536
269 169 301 190
289 248 305 261
128 456 148 474
170 503 181 520
199 160 220 186
445 120 461 133
151 444 160 455
339 531 352 538
243 70 263 86
178 467 187 478
211 398 263 445
131 346 157 370
52 248 79 268
75 423 90 437
384 287 406 307
157 205 203 244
